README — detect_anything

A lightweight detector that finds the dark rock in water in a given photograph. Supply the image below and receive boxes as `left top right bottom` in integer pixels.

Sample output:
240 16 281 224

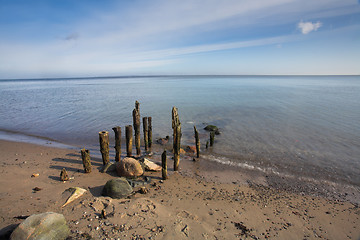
204 125 220 135
10 212 69 240
115 157 143 178
102 178 133 199
156 136 169 145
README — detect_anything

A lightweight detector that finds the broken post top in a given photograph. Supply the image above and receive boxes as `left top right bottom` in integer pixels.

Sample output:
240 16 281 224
99 131 109 136
135 100 140 111
172 107 180 129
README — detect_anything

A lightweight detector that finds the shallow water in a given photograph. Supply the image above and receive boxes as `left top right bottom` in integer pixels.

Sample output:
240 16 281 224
0 75 359 187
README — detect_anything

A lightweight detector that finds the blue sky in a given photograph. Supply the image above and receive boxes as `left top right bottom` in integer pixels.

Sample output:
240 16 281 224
0 0 359 78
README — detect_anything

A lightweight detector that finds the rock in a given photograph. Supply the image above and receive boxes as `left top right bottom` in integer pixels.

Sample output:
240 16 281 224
32 187 42 192
10 212 69 240
204 125 220 135
180 148 186 155
102 178 133 199
115 157 143 178
139 186 148 194
62 187 87 208
60 168 69 181
156 136 169 145
142 158 162 172
186 146 196 154
101 162 116 173
31 173 39 178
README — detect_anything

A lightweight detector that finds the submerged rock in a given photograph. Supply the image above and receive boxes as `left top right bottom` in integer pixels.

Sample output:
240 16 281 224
102 178 133 199
10 212 69 240
204 125 220 135
115 157 143 178
156 136 169 145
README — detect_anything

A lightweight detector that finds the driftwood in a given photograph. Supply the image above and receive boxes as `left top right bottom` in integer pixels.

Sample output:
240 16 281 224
194 126 200 158
81 148 92 173
99 131 109 165
112 126 121 162
125 125 133 157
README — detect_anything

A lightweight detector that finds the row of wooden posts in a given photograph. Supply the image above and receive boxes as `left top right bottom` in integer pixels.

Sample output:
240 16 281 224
80 101 215 180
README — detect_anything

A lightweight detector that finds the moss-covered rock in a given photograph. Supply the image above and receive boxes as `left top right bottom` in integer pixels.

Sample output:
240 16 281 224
10 212 69 240
102 178 133 199
204 125 220 135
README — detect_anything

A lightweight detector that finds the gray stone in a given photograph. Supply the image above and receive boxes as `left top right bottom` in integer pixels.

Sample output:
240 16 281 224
102 178 133 199
101 162 116 173
115 157 143 178
10 212 69 240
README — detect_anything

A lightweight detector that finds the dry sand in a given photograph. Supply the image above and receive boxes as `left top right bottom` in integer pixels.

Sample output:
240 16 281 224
0 139 359 239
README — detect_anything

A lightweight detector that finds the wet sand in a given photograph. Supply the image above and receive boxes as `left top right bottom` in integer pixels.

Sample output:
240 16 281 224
0 139 359 239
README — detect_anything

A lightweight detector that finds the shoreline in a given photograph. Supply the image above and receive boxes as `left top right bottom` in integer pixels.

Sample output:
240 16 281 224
0 139 359 239
1 129 360 204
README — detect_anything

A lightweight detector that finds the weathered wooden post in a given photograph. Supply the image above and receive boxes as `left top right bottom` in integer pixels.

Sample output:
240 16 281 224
206 141 209 149
60 168 69 181
81 148 92 173
99 131 109 165
172 107 181 171
210 131 215 147
148 116 152 150
125 125 133 157
112 126 121 162
143 117 149 152
194 126 200 158
132 101 141 156
162 150 167 180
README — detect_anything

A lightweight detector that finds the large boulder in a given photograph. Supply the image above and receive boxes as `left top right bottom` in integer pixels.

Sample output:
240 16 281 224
115 157 144 178
10 212 69 240
102 178 133 199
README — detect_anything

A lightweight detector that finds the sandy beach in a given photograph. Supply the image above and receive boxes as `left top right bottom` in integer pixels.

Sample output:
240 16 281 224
0 139 359 239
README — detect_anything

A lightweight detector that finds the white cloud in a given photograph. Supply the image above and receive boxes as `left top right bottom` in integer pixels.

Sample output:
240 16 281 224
298 20 322 34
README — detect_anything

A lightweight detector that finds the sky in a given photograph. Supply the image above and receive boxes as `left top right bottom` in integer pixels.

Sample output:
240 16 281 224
0 0 359 78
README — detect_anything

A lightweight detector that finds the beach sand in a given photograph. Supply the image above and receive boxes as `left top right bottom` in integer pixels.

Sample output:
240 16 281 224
0 139 359 239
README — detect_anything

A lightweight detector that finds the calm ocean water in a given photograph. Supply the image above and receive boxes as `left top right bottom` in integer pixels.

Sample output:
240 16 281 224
0 76 359 187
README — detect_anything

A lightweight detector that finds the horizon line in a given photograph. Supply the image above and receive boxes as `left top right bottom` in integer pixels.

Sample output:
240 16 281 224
0 74 359 81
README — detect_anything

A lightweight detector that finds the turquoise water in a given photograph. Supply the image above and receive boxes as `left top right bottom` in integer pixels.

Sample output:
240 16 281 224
0 76 359 187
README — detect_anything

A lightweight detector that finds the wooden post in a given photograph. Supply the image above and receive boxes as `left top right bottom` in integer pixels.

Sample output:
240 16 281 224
132 102 141 156
206 141 209 149
161 150 167 180
125 125 133 157
194 126 200 158
210 131 215 147
143 117 149 152
60 168 69 181
148 117 152 150
172 107 181 171
112 126 121 162
81 148 92 173
99 131 109 165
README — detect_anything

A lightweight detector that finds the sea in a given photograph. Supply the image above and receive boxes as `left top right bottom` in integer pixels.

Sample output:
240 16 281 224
0 75 359 191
